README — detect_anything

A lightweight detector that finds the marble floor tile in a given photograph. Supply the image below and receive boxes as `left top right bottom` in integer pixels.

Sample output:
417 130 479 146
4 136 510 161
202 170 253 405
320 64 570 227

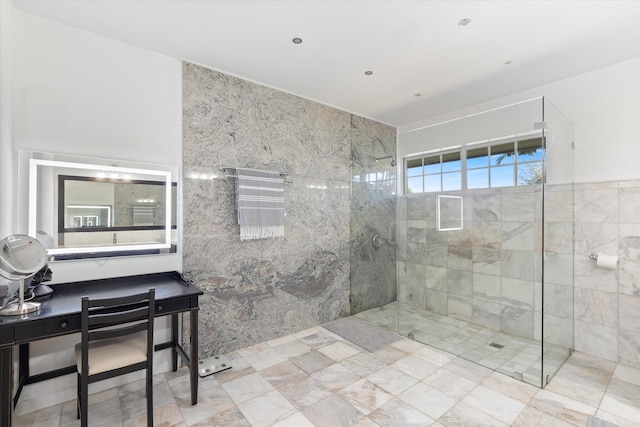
390 337 427 354
598 394 640 425
461 384 525 425
607 377 640 405
276 374 333 409
442 357 493 383
270 412 315 427
290 350 335 374
543 374 605 407
613 363 640 386
480 371 538 405
338 378 395 415
30 404 62 427
311 363 361 392
236 390 297 427
267 333 297 347
438 401 508 427
423 368 478 400
82 396 124 427
300 394 364 427
318 341 362 362
398 382 458 420
392 353 440 379
511 406 575 427
595 408 640 427
341 352 388 377
272 339 313 359
120 378 175 420
413 344 456 367
190 406 250 427
372 344 408 365
15 316 640 427
529 389 596 426
123 402 184 427
210 352 256 384
259 360 307 388
240 345 288 371
366 365 419 396
367 397 435 426
221 372 275 405
297 331 338 349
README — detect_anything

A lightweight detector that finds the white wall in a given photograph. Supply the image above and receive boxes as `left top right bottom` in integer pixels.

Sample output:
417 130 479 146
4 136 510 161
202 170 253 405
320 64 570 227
1 1 15 237
399 57 640 184
7 7 184 415
12 9 183 283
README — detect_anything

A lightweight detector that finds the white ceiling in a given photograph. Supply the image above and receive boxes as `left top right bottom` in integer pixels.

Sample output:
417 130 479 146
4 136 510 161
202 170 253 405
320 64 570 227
13 0 640 127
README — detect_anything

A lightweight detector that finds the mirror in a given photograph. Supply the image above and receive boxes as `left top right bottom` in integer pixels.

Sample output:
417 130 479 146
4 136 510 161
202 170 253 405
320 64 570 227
59 175 175 231
0 234 47 315
21 151 178 260
437 195 463 231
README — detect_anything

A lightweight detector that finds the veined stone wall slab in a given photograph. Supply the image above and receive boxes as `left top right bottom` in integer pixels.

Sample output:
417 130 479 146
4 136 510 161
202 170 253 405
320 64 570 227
182 62 396 357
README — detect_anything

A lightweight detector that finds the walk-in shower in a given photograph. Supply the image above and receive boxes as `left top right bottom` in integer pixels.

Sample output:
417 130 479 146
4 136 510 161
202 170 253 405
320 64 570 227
353 97 575 388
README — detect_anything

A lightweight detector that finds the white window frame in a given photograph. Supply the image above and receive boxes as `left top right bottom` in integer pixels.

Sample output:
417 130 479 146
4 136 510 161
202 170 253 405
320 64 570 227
404 135 544 195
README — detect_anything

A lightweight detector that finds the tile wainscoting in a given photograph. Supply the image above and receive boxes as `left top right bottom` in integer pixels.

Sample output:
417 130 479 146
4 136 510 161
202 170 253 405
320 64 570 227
574 179 640 367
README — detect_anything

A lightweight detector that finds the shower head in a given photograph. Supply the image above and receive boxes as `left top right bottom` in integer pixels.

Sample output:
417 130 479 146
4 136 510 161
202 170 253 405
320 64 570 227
375 155 396 167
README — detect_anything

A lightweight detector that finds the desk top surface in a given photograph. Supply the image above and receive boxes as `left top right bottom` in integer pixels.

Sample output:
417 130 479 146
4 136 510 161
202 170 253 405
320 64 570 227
0 271 202 326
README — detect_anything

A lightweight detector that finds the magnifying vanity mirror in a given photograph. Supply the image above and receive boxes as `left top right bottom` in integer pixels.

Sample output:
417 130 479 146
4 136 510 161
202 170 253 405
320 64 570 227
18 151 178 261
0 234 47 315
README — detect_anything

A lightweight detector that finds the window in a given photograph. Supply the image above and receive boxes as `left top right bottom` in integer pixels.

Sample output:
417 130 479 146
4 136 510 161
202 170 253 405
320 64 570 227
406 152 461 193
405 137 544 194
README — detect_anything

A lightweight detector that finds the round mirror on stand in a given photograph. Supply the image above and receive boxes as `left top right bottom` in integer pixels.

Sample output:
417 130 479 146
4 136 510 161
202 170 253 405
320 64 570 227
0 234 47 316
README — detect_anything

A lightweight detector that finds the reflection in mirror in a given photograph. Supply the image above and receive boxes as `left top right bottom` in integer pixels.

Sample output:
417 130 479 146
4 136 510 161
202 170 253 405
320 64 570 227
22 152 178 261
60 175 176 231
437 195 463 231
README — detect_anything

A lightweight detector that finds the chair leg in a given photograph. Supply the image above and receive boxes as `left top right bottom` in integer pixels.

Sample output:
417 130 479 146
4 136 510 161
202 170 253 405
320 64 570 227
76 374 80 419
146 367 153 427
80 374 88 427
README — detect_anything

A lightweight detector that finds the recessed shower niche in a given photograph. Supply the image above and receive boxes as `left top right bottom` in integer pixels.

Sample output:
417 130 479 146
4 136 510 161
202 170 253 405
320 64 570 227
355 97 575 388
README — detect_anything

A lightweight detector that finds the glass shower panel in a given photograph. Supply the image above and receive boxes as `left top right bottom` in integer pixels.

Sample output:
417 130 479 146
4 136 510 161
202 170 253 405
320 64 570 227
349 124 397 323
390 97 574 388
541 98 575 386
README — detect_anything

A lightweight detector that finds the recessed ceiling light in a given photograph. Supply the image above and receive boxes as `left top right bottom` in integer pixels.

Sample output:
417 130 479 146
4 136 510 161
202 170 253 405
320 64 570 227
458 18 471 26
292 37 303 44
364 71 373 76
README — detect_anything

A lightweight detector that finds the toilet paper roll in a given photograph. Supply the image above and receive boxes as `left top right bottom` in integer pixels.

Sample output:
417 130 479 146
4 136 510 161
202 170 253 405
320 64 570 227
596 253 618 270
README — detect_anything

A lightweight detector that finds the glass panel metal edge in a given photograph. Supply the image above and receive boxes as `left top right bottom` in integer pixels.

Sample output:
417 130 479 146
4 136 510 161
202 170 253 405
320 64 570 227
28 157 173 257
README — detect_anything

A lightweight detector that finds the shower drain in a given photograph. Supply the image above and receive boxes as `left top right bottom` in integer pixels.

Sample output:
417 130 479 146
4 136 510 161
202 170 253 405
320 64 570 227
489 342 505 349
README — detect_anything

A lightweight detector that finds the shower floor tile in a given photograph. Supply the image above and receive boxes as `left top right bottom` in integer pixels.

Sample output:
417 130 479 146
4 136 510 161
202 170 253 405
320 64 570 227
355 302 569 388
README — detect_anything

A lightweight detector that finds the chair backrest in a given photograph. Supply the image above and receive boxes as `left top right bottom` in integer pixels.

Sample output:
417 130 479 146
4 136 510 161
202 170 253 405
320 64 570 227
80 288 155 371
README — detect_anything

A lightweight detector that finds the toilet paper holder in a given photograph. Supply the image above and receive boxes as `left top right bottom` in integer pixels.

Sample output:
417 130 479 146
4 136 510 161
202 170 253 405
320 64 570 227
589 253 619 270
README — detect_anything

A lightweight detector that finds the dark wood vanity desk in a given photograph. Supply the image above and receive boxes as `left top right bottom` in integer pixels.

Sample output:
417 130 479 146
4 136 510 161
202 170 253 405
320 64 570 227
0 271 202 426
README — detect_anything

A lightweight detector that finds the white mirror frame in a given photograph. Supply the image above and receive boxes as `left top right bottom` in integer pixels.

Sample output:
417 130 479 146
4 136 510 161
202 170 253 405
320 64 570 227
29 158 172 256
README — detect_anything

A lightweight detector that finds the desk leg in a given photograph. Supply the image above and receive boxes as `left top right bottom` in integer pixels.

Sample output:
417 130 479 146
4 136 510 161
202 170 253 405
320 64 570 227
190 308 198 405
1 346 13 427
171 314 179 372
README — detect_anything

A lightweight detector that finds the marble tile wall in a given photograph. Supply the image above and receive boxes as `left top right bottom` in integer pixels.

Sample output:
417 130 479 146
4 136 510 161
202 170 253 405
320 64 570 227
397 179 640 368
573 180 640 367
397 185 573 349
181 62 396 358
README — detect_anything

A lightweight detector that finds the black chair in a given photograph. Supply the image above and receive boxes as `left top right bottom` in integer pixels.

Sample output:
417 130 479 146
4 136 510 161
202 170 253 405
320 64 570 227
75 288 155 427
